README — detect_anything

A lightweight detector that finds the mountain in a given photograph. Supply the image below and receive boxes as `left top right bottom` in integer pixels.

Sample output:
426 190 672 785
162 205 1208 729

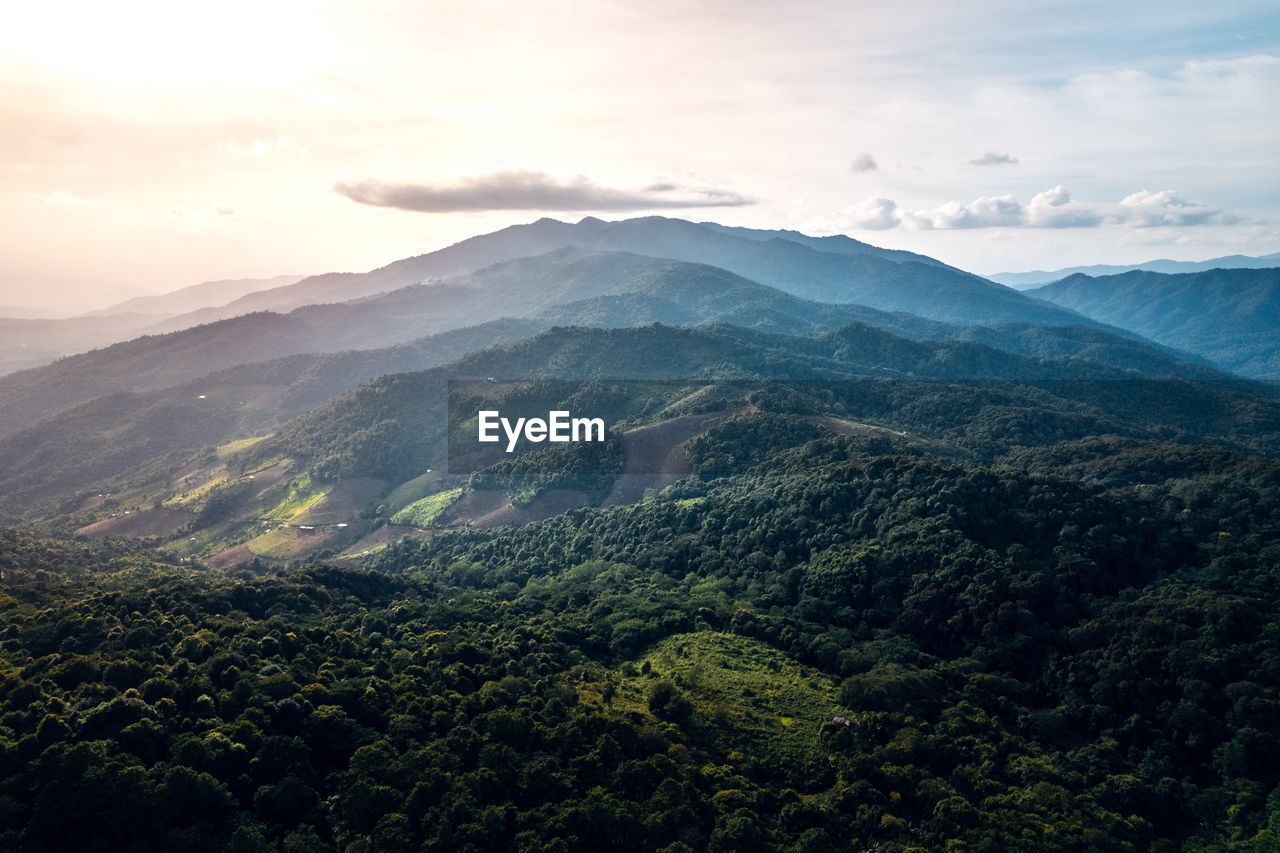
263 323 1275 485
0 276 310 378
0 313 1251 518
143 215 1101 333
1027 267 1280 379
0 246 1208 441
698 221 962 269
571 217 1097 326
137 218 612 333
84 274 308 318
0 305 70 319
0 312 171 377
990 250 1280 288
5 220 1280 853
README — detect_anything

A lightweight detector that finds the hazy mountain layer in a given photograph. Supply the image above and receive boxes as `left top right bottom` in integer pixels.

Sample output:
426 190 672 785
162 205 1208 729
0 316 1245 516
990 250 1280 288
1028 267 1280 379
138 215 1094 331
0 312 169 377
0 248 1208 440
86 274 308 318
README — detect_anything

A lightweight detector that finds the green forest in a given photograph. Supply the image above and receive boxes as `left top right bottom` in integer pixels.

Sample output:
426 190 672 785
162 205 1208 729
2 412 1279 851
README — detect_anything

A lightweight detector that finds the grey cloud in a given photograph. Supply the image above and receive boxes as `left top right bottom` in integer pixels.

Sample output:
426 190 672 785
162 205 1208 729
334 169 753 213
849 153 878 173
969 151 1019 166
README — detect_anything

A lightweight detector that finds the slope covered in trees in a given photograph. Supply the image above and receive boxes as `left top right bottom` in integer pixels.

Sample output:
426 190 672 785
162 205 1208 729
1028 268 1280 379
1 421 1279 851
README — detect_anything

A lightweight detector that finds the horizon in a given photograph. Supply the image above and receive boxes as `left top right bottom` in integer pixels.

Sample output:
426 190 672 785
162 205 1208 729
3 1 1278 312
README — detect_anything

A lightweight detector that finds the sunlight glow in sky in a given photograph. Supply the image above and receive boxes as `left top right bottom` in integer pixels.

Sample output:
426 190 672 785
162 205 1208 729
2 0 1278 310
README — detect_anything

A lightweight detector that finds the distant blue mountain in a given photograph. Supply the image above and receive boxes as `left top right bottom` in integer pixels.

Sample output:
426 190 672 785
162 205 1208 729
990 251 1280 289
1028 267 1280 379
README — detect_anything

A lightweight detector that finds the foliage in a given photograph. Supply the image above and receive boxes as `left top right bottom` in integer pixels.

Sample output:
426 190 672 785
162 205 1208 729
390 488 464 527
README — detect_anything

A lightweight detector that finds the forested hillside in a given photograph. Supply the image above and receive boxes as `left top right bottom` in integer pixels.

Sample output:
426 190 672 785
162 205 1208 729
1 422 1278 851
1028 268 1280 379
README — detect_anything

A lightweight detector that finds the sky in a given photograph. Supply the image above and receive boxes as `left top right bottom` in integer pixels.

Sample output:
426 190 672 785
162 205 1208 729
2 0 1278 312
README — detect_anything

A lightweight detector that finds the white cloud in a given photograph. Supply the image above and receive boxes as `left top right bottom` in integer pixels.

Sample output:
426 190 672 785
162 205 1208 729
837 187 1232 231
169 203 237 220
1026 186 1104 228
923 194 1023 229
1117 189 1221 227
837 196 900 229
849 152 878 173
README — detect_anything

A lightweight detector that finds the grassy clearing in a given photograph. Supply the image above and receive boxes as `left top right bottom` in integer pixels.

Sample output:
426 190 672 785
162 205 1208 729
391 487 464 527
261 475 331 522
215 434 271 460
384 469 446 514
616 631 841 765
165 474 230 510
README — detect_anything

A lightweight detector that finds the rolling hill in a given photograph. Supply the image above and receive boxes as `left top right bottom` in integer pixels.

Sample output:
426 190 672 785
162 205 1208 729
1027 267 1280 379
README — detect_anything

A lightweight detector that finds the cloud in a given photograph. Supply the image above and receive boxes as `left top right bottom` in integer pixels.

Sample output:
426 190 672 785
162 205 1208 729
1117 189 1221 227
969 151 1019 166
169 203 237 220
1026 185 1104 228
839 196 900 229
836 187 1232 231
849 153 878 173
218 135 309 157
333 169 753 213
926 194 1023 228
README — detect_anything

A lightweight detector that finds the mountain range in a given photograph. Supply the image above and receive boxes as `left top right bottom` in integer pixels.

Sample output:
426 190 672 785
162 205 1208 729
989 249 1280 288
4 215 1280 852
0 214 1275 562
1028 267 1280 379
0 275 308 377
1 217 1170 440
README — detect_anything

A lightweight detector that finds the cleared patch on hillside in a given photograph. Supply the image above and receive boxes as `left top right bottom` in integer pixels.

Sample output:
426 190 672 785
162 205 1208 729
440 487 592 529
215 434 271 459
75 507 195 540
203 543 273 570
619 631 842 765
602 412 730 506
294 477 385 525
238 524 348 560
261 475 331 522
385 468 450 514
391 487 464 527
335 524 432 559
